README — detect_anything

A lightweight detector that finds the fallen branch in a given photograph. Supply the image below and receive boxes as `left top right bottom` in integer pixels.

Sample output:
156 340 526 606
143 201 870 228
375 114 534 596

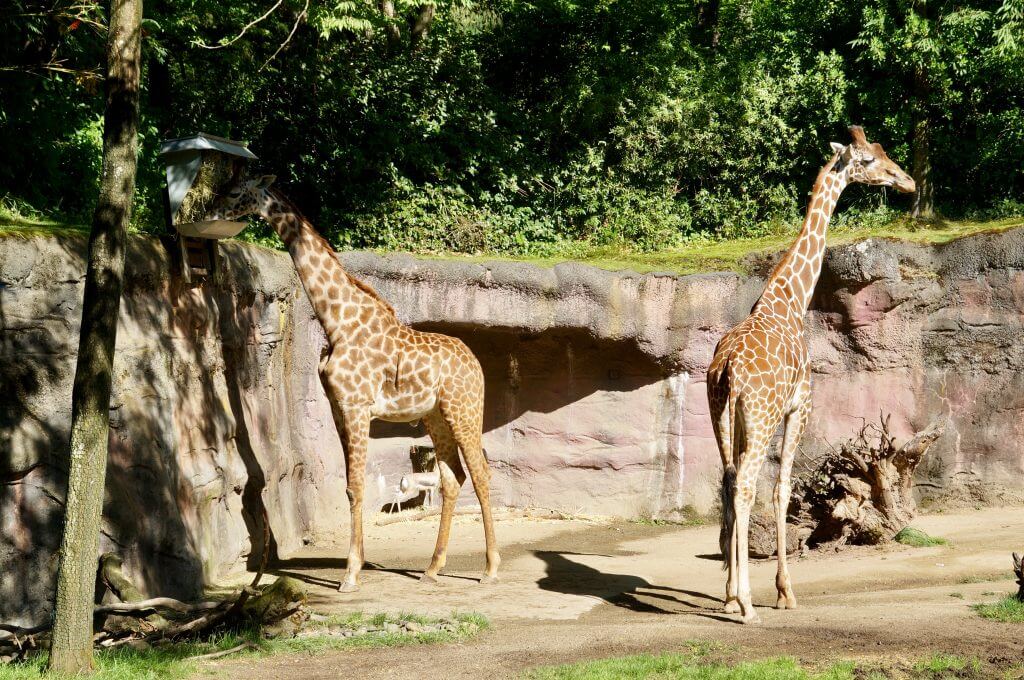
189 641 256 661
0 623 47 638
94 598 221 616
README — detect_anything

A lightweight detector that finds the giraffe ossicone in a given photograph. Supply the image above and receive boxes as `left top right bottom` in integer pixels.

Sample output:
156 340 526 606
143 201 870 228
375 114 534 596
205 174 500 591
706 126 914 624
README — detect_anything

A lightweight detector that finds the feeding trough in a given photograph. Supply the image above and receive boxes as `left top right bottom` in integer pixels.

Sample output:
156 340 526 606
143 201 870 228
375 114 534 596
159 133 256 239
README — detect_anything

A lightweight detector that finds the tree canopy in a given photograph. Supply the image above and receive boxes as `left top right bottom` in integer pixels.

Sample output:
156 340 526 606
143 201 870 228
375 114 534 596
2 0 1022 254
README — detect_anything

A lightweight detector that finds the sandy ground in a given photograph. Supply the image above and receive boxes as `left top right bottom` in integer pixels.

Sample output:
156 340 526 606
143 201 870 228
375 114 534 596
197 508 1024 678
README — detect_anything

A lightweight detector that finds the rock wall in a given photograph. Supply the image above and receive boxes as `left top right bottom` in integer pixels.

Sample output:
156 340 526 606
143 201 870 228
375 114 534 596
3 228 1024 623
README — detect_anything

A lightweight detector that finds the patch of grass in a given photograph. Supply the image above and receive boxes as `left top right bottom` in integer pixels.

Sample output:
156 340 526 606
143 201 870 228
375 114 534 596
415 216 1024 275
526 653 825 680
0 196 88 237
0 612 487 679
634 507 710 528
913 653 980 677
525 651 987 680
894 527 948 547
974 595 1024 623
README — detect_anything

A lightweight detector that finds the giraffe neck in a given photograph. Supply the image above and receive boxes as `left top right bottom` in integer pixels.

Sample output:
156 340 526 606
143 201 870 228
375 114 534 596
259 190 394 344
754 162 849 323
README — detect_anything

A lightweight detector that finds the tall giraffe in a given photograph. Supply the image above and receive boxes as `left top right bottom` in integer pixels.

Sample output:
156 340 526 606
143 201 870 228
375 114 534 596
204 175 499 591
707 126 914 624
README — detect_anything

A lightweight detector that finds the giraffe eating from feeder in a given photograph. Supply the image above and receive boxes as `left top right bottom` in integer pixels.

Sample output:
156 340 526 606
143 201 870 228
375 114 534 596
205 175 499 592
707 126 915 624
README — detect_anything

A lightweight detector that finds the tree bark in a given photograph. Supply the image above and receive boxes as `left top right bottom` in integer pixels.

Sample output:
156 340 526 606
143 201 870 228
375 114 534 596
696 0 721 48
380 0 401 48
47 0 142 673
410 4 436 47
910 0 934 219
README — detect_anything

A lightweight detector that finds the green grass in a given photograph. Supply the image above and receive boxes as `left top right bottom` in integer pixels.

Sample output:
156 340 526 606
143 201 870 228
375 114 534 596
634 507 710 528
3 208 1022 277
525 650 986 680
0 199 88 238
0 612 487 679
913 653 980 677
973 594 1024 623
415 216 1024 275
894 527 948 547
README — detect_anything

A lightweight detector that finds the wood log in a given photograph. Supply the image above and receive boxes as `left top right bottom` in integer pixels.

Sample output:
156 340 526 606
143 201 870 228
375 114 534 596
750 415 944 552
241 576 307 625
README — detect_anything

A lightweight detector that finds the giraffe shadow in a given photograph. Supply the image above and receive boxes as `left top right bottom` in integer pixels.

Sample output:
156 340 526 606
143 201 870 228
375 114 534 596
533 551 734 622
269 556 478 590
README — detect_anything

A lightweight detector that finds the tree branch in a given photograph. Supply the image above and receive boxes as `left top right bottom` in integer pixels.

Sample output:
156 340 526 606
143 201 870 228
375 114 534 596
196 0 284 49
260 0 308 70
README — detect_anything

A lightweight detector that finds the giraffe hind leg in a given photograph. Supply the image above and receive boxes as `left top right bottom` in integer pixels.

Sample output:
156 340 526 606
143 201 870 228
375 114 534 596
775 397 809 610
734 427 769 625
710 389 740 613
420 409 465 584
441 403 500 583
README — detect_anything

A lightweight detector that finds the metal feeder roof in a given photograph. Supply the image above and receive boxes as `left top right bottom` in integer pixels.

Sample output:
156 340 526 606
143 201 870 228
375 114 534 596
159 133 257 239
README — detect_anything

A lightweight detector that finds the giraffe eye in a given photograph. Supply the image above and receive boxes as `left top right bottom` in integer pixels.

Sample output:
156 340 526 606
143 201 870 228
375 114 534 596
862 156 876 166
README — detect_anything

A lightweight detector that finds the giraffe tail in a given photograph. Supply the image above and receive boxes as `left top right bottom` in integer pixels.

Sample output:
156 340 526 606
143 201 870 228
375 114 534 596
719 388 739 570
719 464 737 570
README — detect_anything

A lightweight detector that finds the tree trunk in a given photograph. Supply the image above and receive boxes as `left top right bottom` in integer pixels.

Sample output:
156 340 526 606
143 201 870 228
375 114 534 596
47 0 142 673
410 4 436 47
696 0 721 48
380 0 401 48
910 0 934 219
910 76 934 219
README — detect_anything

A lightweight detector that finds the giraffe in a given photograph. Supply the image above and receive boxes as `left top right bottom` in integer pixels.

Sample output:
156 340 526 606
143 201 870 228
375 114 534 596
706 126 914 624
204 174 500 591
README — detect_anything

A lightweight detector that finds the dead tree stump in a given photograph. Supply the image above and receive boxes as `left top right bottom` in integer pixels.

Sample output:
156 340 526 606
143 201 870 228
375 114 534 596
750 414 944 553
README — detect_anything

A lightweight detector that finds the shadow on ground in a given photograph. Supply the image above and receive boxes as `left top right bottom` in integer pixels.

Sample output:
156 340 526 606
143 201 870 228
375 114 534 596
534 550 732 621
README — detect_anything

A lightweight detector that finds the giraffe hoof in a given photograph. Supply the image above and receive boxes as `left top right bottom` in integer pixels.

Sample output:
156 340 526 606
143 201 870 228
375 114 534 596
338 581 360 593
740 611 762 625
420 572 442 585
479 574 500 585
776 597 798 610
724 600 741 614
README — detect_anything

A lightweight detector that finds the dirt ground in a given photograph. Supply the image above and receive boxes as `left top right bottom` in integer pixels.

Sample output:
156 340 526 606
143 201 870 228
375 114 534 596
199 508 1024 679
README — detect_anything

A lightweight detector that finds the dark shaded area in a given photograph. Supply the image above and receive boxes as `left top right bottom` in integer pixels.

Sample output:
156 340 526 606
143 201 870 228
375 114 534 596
533 551 731 621
371 324 665 440
0 236 286 625
268 556 436 590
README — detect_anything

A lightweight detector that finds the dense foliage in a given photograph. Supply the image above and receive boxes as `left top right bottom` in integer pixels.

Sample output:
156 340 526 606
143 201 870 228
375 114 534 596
2 0 1022 254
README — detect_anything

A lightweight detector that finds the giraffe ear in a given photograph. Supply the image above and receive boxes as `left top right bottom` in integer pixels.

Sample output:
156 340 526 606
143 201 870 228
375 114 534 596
256 174 276 190
830 142 845 154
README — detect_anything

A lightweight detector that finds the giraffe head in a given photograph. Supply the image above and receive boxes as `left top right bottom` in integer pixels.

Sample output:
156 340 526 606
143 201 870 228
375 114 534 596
829 126 915 193
206 174 277 221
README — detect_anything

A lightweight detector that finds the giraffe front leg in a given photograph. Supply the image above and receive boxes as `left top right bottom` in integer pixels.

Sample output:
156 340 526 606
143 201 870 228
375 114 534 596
775 398 809 610
336 405 371 593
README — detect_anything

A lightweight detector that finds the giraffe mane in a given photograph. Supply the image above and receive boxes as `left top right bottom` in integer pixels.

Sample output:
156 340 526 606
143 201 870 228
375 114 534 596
756 154 841 298
267 187 398 317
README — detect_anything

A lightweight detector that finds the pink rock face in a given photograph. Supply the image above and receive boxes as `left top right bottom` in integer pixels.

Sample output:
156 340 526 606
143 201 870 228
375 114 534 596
3 229 1024 624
